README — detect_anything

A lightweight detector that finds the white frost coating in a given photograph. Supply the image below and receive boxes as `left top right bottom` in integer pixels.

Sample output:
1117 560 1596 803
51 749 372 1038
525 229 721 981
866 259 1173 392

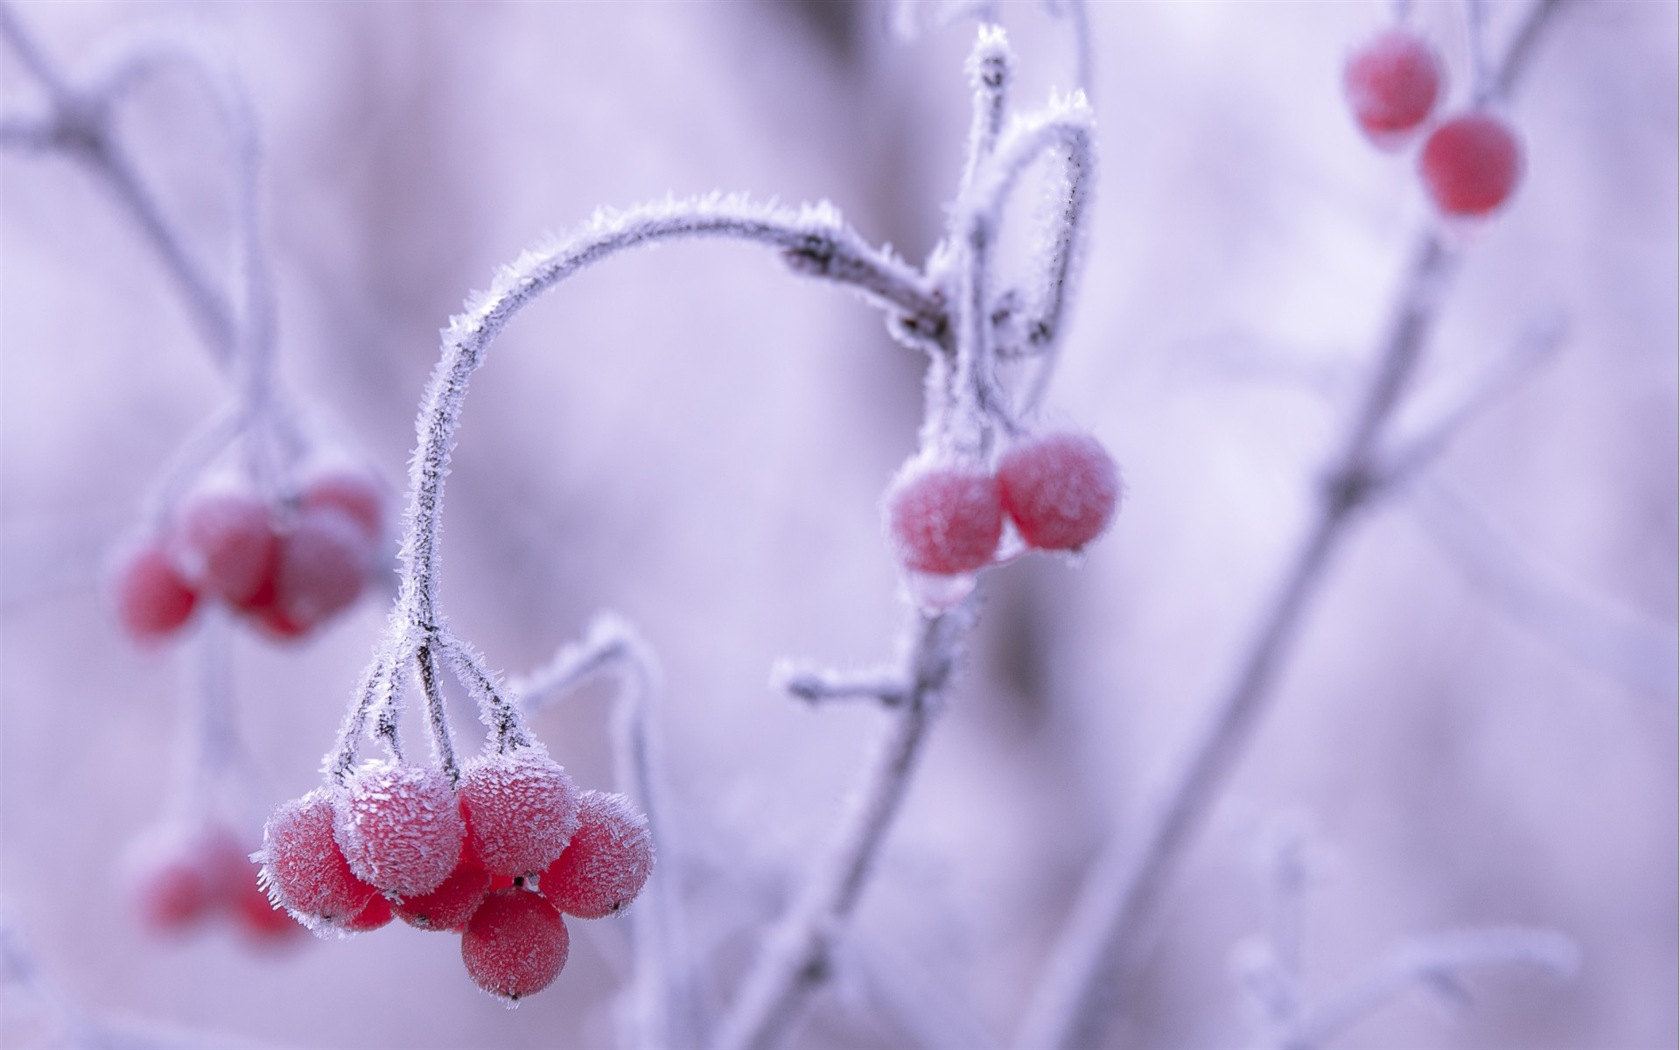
333 761 464 898
327 193 938 799
541 791 653 920
460 745 581 877
256 788 375 935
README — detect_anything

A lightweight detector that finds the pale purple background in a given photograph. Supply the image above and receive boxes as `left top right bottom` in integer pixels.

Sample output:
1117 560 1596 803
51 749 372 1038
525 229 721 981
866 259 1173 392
1 2 1674 1048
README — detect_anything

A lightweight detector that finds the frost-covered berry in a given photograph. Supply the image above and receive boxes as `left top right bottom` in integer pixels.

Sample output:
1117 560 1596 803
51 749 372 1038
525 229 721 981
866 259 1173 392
884 464 1004 575
176 488 279 608
1344 29 1442 142
461 889 569 1003
258 789 380 929
335 761 465 898
113 540 198 642
540 791 653 919
394 856 490 932
300 468 385 541
122 822 246 933
997 431 1120 552
258 506 376 637
344 892 394 932
459 747 580 878
1419 112 1524 217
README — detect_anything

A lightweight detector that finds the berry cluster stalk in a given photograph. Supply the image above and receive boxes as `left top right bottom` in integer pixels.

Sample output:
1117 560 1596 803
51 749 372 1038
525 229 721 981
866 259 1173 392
1013 4 1568 1047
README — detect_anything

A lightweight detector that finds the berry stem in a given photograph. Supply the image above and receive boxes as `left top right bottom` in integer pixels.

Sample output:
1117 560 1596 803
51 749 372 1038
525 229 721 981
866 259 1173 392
711 605 970 1050
1011 4 1567 1044
180 606 242 807
960 25 1013 196
439 636 531 753
392 197 939 653
415 642 461 787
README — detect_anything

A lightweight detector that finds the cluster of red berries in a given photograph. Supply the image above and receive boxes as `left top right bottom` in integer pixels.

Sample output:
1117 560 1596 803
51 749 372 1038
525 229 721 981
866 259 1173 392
257 746 652 1003
1343 28 1524 218
885 430 1120 576
124 819 302 945
112 465 386 645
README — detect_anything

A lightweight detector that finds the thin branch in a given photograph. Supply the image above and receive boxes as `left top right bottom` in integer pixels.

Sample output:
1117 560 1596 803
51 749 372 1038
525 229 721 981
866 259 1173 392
951 99 1095 449
771 659 908 707
1013 4 1568 1037
1378 311 1565 488
0 8 241 367
711 606 971 1050
415 642 460 786
438 633 532 752
960 25 1014 195
392 195 938 643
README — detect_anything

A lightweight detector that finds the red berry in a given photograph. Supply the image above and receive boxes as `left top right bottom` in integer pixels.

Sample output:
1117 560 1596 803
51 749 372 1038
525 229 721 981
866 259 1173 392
1344 29 1443 141
884 463 1004 575
257 789 380 930
112 540 198 642
301 468 385 541
334 761 465 898
461 889 569 1003
259 506 376 637
175 488 279 607
998 431 1120 552
344 892 395 932
394 856 491 931
1419 112 1524 217
123 821 246 934
459 747 581 878
539 791 653 920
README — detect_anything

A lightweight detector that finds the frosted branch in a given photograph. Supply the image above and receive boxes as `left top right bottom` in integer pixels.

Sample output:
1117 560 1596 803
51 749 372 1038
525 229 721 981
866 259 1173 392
394 196 938 642
415 642 461 786
951 98 1095 446
712 605 971 1050
438 633 532 752
1378 311 1565 489
0 9 256 371
771 660 909 707
1013 5 1563 1043
960 25 1014 194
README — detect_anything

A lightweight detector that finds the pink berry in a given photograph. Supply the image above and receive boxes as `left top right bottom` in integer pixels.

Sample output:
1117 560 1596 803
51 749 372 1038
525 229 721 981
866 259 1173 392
1343 29 1442 141
884 464 1004 575
257 789 380 930
300 468 385 541
461 889 569 1003
334 761 465 898
997 431 1120 552
459 747 581 878
123 822 246 934
539 791 653 920
175 488 279 607
258 506 376 637
1419 112 1524 217
394 856 491 932
112 540 198 642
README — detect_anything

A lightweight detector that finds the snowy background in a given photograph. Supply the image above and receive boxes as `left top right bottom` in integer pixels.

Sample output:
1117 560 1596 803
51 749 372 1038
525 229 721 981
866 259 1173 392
1 1 1674 1048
